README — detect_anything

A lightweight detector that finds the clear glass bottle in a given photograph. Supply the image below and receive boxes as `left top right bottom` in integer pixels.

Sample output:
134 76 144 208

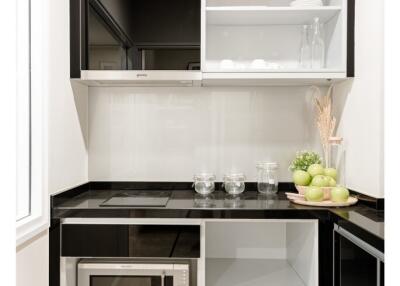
311 17 325 69
256 162 279 195
299 25 311 69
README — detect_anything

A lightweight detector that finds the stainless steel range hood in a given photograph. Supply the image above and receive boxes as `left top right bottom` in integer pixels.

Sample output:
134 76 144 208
74 70 202 87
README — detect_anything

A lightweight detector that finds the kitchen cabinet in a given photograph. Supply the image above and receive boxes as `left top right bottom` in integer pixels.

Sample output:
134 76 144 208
70 0 202 86
61 224 201 258
70 0 354 86
334 224 384 286
205 220 319 286
202 0 354 86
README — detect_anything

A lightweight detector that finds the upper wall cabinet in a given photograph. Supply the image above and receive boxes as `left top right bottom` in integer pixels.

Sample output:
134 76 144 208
70 0 354 86
70 0 202 86
201 0 354 86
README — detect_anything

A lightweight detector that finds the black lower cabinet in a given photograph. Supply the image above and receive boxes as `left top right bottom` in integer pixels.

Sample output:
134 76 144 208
334 225 384 286
61 224 200 258
337 235 377 285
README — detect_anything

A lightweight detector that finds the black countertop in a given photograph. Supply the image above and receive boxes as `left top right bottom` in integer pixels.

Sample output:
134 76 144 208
51 182 384 252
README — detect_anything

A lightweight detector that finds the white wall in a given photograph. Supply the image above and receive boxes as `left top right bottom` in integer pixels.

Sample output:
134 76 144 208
16 0 89 286
16 232 49 286
332 0 384 198
88 86 320 182
47 6 89 195
88 1 384 198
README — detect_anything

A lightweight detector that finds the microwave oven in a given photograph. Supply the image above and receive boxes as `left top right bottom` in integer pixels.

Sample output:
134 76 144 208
78 259 191 286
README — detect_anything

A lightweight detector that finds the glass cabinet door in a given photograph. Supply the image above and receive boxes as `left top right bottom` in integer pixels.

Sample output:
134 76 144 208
87 0 200 71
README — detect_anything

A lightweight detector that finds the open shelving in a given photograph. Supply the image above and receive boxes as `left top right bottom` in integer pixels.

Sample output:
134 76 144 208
204 220 318 286
202 0 351 85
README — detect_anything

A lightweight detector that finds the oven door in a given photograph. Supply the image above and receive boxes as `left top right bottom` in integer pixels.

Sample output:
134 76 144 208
78 261 189 286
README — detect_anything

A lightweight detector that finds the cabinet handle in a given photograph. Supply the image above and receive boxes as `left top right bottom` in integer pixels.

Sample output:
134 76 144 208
136 73 148 78
334 224 384 261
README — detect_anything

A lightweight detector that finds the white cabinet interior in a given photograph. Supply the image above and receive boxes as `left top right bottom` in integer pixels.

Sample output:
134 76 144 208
204 220 318 286
202 0 350 85
202 0 346 73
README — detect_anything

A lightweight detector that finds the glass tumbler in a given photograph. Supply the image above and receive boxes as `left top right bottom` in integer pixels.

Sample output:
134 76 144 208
256 162 279 194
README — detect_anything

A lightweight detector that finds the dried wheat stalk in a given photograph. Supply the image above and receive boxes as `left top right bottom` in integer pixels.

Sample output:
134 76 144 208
310 85 337 167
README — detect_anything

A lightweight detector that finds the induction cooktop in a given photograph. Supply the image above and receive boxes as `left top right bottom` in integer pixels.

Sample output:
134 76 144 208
100 191 170 207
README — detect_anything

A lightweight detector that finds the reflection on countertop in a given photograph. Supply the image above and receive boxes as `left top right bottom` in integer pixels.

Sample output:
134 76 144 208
52 183 384 246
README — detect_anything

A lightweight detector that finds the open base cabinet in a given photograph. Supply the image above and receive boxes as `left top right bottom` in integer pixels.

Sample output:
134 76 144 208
204 220 318 286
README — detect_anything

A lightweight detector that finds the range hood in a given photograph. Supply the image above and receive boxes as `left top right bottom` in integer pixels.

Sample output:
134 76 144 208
75 70 202 87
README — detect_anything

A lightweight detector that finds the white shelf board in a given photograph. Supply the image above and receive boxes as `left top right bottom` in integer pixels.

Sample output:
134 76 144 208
206 6 342 25
206 258 306 286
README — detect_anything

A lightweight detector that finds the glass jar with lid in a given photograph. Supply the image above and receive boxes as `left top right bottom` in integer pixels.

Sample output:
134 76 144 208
193 173 216 195
256 162 279 194
223 173 246 195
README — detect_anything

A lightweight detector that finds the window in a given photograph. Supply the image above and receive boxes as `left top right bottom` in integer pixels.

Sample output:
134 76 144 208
15 0 48 245
16 0 31 222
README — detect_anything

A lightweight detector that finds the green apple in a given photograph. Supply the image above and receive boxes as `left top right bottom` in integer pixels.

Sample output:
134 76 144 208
293 170 311 186
328 177 337 187
331 186 349 202
324 168 338 180
307 164 325 177
311 175 330 187
305 186 324 202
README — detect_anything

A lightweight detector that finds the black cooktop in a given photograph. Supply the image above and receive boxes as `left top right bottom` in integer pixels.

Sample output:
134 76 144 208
100 191 170 207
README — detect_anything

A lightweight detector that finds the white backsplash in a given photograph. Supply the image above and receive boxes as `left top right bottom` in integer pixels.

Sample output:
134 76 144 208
88 86 321 182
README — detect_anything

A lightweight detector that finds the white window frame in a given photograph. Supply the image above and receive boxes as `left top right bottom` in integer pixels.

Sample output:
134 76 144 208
16 0 32 222
16 0 49 246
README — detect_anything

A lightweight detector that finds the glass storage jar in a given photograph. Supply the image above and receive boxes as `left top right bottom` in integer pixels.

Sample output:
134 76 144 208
193 173 216 195
223 173 246 195
256 162 279 194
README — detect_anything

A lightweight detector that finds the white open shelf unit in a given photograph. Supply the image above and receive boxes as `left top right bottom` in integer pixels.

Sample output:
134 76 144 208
202 0 349 85
204 220 318 286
